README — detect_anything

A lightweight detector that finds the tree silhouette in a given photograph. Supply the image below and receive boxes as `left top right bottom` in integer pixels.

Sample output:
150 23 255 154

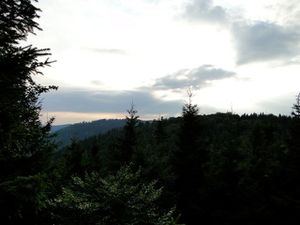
119 104 139 165
292 93 300 118
155 116 166 144
286 92 300 215
0 1 57 224
173 90 203 225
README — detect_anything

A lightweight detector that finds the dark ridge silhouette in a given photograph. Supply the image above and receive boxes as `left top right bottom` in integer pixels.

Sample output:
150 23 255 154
53 119 127 147
51 124 71 133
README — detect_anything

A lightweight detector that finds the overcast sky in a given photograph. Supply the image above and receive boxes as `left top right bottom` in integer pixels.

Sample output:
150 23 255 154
29 0 300 124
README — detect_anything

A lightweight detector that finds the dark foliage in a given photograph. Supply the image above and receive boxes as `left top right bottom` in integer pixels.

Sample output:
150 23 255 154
119 104 139 165
61 112 300 225
49 165 181 225
292 93 300 118
172 99 203 225
0 1 57 224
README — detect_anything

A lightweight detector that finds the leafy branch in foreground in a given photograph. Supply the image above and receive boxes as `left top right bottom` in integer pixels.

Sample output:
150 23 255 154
49 165 182 225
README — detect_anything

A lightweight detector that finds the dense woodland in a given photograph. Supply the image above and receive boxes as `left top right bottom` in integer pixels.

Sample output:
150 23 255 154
1 1 300 225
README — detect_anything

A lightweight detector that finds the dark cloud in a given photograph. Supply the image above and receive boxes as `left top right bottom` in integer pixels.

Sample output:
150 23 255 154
182 1 300 65
41 89 181 115
40 64 237 118
183 0 228 24
232 22 300 65
153 65 235 90
87 48 128 55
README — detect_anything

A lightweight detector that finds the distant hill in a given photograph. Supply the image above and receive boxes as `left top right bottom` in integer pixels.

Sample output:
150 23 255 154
51 124 71 133
53 119 126 147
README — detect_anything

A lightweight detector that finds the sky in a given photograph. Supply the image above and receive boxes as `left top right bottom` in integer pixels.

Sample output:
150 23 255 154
28 0 300 124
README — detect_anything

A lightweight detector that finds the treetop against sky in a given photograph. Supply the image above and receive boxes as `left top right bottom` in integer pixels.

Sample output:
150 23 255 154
28 0 300 124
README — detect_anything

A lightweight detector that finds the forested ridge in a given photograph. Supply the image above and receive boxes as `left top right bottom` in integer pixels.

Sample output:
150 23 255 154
57 111 300 225
1 1 300 225
53 119 126 147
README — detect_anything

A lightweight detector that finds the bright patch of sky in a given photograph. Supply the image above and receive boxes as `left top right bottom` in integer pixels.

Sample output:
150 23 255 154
29 0 300 124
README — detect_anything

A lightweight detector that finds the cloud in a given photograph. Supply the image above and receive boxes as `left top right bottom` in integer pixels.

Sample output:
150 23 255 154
271 0 300 26
183 0 228 24
182 1 300 65
232 21 300 65
41 89 182 115
87 48 128 55
153 65 235 90
40 64 236 122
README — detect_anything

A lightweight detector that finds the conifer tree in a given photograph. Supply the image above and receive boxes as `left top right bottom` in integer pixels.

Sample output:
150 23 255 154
120 104 139 164
0 1 56 224
155 116 166 144
286 92 300 206
292 93 300 118
173 90 202 225
49 165 182 225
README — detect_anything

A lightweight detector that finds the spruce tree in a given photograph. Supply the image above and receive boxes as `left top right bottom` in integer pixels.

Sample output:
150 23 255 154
0 1 56 224
286 93 300 210
120 104 139 165
173 90 203 225
292 93 300 118
155 116 166 144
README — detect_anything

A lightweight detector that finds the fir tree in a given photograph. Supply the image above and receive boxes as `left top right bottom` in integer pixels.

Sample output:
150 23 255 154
173 90 203 225
286 92 300 210
119 104 139 165
292 93 300 118
0 1 56 224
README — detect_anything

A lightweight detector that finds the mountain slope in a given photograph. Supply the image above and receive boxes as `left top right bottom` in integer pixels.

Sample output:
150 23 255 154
51 124 71 133
53 119 126 147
